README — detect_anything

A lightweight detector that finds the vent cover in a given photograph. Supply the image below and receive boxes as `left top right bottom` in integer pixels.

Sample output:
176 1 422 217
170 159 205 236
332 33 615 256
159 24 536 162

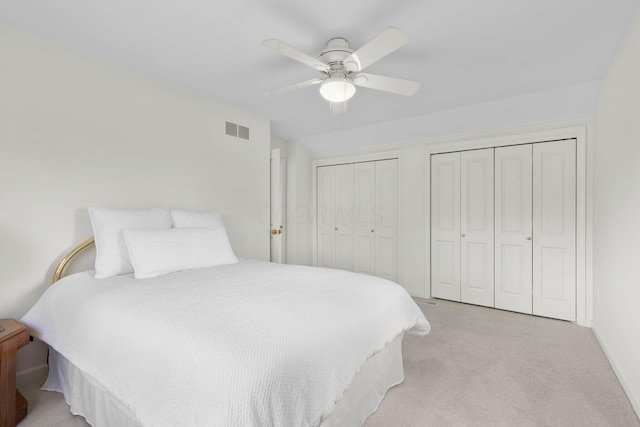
225 121 250 140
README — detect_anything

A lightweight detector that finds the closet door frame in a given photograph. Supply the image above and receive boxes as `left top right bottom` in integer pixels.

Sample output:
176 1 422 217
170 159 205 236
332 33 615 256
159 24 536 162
425 125 588 326
312 150 402 277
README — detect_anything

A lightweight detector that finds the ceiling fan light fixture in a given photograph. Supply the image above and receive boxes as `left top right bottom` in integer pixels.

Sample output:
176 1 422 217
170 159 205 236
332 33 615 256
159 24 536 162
319 75 356 103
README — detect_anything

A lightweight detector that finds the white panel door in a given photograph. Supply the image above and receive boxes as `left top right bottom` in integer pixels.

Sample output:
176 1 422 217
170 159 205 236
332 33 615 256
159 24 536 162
334 164 354 272
431 153 461 301
374 159 398 281
460 149 494 307
533 140 576 321
317 166 336 269
270 149 285 263
353 162 376 275
495 145 533 314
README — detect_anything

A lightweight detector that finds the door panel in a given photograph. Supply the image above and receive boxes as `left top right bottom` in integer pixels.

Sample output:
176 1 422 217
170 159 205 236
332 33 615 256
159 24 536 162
539 248 565 300
500 244 525 295
270 149 286 263
495 145 533 314
431 153 461 301
460 149 494 307
376 236 396 279
435 240 456 289
270 149 282 263
317 166 336 269
335 164 354 271
533 140 576 321
353 162 375 275
374 159 398 281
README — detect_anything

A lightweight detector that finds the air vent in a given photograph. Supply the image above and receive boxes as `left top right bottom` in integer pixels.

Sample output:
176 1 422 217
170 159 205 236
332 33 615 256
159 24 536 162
225 121 250 140
238 125 250 140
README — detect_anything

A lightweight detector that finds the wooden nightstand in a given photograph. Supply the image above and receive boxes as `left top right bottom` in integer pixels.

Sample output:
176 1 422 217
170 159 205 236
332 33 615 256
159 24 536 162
0 319 29 427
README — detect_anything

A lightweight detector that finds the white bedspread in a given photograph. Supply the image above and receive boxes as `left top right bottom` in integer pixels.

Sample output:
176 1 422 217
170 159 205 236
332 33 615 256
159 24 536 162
22 259 430 427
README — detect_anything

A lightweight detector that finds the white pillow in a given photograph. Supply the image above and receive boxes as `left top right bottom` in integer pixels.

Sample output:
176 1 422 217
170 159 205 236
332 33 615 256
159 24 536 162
89 207 172 278
123 227 239 279
170 209 224 229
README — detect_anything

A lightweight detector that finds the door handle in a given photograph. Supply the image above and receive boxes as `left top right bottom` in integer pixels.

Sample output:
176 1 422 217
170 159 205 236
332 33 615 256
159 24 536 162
271 229 278 235
526 236 532 240
461 233 466 237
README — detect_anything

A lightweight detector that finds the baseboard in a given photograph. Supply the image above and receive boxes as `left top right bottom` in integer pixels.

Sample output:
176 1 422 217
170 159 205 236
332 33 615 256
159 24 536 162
17 363 48 386
409 290 430 299
592 325 640 419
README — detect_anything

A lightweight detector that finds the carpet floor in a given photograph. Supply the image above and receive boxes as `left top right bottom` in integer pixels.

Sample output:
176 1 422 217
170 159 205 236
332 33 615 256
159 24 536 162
17 299 640 426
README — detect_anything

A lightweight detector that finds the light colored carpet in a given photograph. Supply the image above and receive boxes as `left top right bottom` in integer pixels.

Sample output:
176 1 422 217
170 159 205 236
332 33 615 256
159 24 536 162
17 299 640 427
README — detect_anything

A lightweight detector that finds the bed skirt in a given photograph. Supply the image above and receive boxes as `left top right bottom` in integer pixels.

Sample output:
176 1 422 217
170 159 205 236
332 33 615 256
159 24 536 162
43 333 405 427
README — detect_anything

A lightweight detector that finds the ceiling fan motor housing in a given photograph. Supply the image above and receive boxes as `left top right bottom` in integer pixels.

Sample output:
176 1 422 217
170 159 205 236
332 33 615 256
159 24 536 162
319 38 354 72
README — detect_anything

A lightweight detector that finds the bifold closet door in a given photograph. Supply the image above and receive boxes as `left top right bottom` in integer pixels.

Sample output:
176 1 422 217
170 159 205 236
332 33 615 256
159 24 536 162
532 140 576 321
317 160 397 280
495 145 533 314
353 162 376 275
317 164 354 271
431 150 493 304
431 152 461 301
432 141 576 320
374 159 398 282
353 159 398 281
317 166 337 269
334 164 355 272
460 149 494 307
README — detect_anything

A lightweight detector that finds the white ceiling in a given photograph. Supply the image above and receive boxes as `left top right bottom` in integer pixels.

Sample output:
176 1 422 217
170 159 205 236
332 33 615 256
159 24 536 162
1 1 638 142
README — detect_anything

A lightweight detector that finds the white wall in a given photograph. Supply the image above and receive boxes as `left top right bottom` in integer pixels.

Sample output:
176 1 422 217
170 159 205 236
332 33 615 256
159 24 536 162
271 136 287 153
592 9 640 415
299 81 600 156
285 141 312 266
0 24 270 378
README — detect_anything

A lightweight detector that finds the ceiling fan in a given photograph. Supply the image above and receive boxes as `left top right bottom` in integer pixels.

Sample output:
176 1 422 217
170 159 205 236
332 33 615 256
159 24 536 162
261 27 421 113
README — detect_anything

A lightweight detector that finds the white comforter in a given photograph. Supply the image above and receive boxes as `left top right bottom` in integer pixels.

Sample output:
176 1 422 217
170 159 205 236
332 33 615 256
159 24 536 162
22 259 430 427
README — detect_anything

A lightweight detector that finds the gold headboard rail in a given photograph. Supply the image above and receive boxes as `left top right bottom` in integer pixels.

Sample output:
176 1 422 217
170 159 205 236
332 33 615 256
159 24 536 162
52 237 95 284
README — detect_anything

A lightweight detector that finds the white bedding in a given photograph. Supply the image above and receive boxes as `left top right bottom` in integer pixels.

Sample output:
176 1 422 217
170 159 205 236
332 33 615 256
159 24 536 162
22 259 430 426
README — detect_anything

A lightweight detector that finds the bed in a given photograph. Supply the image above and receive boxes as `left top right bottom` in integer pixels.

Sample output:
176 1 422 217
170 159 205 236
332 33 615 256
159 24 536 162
21 208 430 427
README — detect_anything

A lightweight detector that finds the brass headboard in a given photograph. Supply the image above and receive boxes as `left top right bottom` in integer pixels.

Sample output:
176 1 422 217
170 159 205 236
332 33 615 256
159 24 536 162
52 237 95 284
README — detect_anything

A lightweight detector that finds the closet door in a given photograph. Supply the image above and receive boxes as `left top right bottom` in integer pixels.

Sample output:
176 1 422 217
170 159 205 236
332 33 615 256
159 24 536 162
374 159 398 281
353 162 376 275
316 164 354 270
495 145 533 314
532 140 576 321
334 164 355 272
460 149 494 307
317 166 337 269
431 153 461 301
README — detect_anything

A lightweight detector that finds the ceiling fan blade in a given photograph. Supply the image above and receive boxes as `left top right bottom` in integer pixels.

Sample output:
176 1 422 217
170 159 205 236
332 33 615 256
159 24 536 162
353 73 421 96
263 78 323 98
344 27 408 72
330 101 347 114
262 39 330 72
